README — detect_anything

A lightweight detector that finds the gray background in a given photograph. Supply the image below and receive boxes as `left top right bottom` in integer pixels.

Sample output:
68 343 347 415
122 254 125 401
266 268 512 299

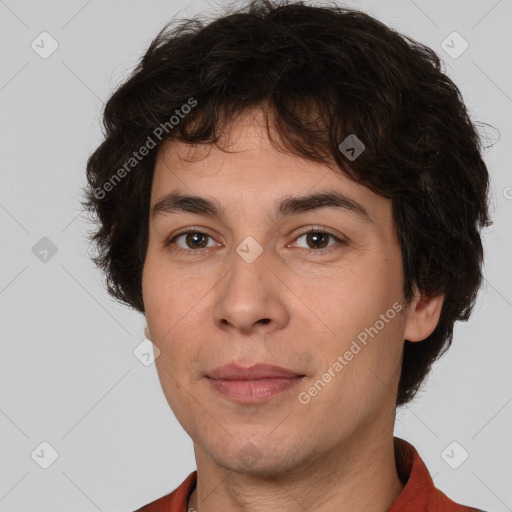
0 0 511 510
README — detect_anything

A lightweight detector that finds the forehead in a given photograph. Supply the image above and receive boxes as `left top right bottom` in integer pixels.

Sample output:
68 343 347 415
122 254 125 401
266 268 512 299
153 107 334 183
150 109 390 230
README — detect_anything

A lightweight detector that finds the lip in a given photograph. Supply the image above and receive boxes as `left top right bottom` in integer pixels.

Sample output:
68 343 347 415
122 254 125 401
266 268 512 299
207 377 305 404
206 363 304 380
206 363 306 404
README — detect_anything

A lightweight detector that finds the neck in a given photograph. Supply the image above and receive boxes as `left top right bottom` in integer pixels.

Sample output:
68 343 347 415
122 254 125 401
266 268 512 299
187 428 404 512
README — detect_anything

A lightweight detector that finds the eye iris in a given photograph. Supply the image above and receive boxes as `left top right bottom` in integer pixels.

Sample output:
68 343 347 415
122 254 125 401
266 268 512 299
187 232 208 249
307 232 328 249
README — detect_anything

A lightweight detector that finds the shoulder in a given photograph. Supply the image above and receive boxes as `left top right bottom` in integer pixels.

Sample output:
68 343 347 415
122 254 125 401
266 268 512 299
133 471 197 512
392 437 492 512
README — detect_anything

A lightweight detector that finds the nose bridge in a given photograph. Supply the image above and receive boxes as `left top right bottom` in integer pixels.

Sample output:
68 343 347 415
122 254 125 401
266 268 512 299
225 235 271 296
212 235 288 333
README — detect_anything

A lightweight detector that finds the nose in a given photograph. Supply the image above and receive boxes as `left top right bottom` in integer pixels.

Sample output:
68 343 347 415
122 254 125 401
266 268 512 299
211 249 289 336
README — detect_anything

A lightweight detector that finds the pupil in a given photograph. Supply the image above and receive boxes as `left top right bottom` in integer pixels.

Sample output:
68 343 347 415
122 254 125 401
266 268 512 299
188 233 207 248
309 232 327 249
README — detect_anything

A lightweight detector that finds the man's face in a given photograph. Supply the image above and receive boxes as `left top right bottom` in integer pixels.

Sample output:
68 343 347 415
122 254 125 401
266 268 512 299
142 108 414 475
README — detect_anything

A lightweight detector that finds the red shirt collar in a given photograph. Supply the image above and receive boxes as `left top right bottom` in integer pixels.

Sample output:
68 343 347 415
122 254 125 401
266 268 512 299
135 437 484 511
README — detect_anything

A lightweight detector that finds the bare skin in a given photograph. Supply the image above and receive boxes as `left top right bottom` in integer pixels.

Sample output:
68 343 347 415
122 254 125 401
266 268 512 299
142 107 444 512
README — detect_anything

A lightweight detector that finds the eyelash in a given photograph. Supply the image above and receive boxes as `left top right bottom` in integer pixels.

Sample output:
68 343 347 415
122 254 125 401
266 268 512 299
164 227 346 256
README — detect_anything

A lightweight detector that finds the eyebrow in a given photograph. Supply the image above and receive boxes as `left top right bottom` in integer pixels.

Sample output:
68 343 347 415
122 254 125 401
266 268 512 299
151 190 374 224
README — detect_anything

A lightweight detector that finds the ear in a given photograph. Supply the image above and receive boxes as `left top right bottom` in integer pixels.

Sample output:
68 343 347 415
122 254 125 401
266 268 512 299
403 287 444 342
144 325 151 339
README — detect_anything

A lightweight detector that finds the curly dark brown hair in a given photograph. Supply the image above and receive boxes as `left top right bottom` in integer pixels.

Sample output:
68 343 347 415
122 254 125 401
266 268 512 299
81 0 494 407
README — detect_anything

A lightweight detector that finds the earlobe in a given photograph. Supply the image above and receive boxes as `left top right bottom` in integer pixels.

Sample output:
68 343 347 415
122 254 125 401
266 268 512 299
403 288 444 342
144 326 151 340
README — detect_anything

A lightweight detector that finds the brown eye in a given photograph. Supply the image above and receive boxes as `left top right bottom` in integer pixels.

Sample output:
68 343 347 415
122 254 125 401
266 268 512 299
167 231 216 251
182 232 209 249
293 229 343 251
305 231 330 249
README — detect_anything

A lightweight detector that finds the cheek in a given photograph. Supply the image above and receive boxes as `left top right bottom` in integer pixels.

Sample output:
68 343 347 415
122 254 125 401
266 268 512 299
301 264 405 409
154 355 197 438
289 257 398 340
143 253 192 333
306 316 404 433
143 265 207 369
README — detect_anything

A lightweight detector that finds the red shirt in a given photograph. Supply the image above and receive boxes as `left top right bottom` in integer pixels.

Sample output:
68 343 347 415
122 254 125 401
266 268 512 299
135 437 487 511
